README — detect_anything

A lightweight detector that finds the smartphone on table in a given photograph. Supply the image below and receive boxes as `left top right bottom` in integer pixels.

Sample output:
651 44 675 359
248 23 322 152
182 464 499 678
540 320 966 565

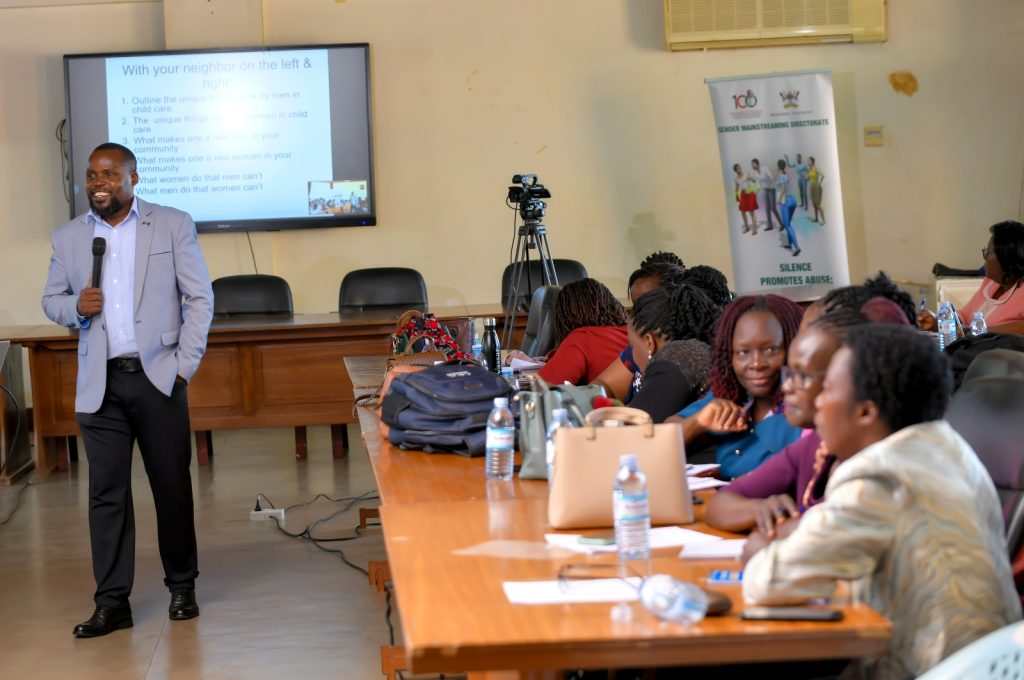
741 606 843 622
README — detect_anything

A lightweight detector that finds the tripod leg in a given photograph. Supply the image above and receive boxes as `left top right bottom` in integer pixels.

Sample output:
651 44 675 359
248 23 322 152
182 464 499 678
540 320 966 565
535 231 559 286
503 234 531 350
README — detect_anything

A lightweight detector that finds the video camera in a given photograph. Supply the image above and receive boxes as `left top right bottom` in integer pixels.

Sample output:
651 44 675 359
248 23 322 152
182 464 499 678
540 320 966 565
507 173 551 222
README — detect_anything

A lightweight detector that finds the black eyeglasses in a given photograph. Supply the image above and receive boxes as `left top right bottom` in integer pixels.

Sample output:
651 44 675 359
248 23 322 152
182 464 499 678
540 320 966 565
556 562 644 593
781 365 827 390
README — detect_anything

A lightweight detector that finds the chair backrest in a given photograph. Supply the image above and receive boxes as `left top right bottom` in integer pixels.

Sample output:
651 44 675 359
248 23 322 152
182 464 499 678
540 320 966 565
212 274 293 315
501 259 587 313
946 376 1024 557
916 621 1024 679
339 267 428 315
520 285 561 357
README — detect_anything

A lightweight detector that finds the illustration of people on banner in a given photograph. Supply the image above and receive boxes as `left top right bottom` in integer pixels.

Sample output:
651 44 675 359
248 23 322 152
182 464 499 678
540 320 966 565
708 71 850 298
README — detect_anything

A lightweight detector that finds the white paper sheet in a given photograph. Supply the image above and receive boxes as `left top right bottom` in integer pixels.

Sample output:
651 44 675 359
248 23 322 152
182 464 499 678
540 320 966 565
503 577 643 605
678 539 745 560
510 357 546 371
687 477 730 490
686 463 721 476
544 526 723 554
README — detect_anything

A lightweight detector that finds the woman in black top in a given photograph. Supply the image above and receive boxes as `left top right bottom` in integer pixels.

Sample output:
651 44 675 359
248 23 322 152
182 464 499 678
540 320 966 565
627 283 722 423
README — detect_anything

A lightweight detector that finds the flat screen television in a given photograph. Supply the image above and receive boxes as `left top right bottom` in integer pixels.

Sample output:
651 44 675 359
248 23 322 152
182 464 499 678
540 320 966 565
63 43 375 233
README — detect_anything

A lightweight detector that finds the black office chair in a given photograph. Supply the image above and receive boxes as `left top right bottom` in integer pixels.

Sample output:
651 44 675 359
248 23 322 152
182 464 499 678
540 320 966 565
519 285 561 357
946 376 1024 558
501 259 587 313
205 273 295 460
338 267 428 316
212 274 293 315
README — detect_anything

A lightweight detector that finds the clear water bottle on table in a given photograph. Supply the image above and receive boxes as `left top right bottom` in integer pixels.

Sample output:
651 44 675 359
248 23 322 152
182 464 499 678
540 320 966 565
969 311 988 336
544 408 572 484
485 397 515 480
639 574 709 624
936 301 957 351
500 366 518 391
613 453 650 560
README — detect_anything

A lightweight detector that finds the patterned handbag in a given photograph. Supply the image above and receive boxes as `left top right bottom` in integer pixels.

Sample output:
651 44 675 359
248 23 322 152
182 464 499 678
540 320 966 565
390 310 470 361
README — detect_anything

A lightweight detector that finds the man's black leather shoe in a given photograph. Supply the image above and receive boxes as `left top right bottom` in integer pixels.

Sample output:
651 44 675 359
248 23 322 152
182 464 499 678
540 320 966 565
169 588 199 621
73 605 133 638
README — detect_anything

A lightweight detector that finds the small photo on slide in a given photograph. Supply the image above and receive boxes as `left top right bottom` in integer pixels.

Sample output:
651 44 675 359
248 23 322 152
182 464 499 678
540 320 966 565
308 179 370 216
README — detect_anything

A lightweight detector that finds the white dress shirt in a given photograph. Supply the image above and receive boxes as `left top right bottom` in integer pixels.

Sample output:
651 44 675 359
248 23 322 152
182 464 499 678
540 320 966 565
90 198 140 359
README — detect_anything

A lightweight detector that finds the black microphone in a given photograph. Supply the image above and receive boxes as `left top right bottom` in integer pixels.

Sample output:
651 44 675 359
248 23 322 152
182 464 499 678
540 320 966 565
91 237 106 289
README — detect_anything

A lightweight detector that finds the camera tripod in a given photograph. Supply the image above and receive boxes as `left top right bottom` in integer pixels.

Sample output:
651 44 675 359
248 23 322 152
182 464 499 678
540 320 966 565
502 218 559 350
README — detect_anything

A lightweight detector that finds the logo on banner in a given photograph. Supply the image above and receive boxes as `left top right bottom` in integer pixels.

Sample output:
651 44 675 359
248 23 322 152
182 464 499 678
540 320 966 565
729 89 762 120
733 89 758 109
780 90 800 109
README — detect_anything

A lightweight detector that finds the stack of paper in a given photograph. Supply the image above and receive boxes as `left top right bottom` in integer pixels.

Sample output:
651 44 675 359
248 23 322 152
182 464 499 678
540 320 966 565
686 462 728 490
510 357 546 371
688 477 730 491
504 577 642 605
545 526 723 555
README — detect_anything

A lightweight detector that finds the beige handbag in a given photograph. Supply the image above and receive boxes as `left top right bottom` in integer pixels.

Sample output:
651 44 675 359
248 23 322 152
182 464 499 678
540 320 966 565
547 407 694 530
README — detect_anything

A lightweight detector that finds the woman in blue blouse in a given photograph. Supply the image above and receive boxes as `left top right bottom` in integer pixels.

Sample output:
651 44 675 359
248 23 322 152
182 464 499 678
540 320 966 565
672 294 805 479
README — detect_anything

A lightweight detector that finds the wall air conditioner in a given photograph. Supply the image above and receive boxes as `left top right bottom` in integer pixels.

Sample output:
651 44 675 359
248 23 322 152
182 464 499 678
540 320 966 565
664 0 885 51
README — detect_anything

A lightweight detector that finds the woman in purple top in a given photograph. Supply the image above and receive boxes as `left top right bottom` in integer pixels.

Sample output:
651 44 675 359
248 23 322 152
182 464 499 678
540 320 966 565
705 298 912 535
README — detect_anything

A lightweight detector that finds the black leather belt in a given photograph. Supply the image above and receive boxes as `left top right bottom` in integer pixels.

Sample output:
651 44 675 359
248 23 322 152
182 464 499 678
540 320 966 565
108 356 143 373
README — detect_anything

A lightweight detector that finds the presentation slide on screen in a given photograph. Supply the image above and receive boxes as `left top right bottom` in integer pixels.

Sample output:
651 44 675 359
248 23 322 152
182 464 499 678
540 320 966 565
103 50 360 223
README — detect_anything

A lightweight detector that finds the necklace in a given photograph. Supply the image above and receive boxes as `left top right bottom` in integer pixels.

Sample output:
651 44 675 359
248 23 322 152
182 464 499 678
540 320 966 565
984 279 1019 306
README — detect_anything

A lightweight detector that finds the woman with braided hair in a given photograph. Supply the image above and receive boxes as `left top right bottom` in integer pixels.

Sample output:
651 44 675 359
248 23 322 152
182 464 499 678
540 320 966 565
536 278 627 386
590 253 687 400
672 294 805 479
626 283 721 423
680 264 732 307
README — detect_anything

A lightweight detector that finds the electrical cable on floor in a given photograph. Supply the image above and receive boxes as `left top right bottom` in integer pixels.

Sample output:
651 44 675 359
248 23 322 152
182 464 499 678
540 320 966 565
259 490 381 576
0 481 33 529
258 489 401 666
254 490 378 513
0 383 23 477
384 583 396 645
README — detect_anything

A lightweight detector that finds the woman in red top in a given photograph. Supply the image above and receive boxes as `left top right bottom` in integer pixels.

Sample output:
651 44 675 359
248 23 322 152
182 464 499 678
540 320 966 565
537 278 627 385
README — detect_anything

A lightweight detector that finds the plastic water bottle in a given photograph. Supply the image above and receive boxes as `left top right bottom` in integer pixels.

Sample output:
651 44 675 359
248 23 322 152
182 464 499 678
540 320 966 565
545 408 572 483
471 342 485 366
970 312 988 336
936 301 957 351
481 317 501 373
638 574 709 625
500 366 518 391
613 454 650 560
485 397 515 480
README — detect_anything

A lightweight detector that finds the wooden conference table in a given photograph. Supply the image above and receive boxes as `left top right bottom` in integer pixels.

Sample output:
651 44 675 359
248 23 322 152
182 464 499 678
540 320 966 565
347 356 891 679
0 304 513 477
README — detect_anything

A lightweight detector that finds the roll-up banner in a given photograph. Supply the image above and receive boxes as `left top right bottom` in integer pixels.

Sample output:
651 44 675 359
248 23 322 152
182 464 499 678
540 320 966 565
707 69 850 298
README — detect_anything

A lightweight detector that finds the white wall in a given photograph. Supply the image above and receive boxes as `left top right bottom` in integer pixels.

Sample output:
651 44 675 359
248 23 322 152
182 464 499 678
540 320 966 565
2 0 1023 325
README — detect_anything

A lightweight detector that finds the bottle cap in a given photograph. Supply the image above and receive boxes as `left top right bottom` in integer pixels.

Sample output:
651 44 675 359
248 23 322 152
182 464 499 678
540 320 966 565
484 317 497 327
552 408 568 418
493 397 509 407
500 367 514 376
619 453 638 468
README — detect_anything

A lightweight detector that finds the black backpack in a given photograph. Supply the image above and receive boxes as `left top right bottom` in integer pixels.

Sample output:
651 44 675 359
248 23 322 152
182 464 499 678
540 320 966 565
945 333 1024 391
380 362 513 456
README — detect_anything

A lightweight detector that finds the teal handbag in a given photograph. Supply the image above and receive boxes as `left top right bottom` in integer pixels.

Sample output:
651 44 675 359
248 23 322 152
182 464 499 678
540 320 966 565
515 375 606 480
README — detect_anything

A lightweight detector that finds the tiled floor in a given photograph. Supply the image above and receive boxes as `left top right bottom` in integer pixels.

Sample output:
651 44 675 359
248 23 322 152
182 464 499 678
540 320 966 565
0 425 403 679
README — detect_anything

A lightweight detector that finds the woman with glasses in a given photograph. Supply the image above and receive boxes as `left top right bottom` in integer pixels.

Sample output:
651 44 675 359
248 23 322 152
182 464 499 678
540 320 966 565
670 294 804 479
704 301 908 533
920 220 1024 331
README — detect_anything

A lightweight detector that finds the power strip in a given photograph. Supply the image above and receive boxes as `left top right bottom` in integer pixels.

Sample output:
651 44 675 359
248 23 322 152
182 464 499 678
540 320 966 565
250 508 286 522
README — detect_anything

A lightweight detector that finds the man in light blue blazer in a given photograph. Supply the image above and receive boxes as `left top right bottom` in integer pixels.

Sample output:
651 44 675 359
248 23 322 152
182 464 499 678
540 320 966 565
42 143 213 638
